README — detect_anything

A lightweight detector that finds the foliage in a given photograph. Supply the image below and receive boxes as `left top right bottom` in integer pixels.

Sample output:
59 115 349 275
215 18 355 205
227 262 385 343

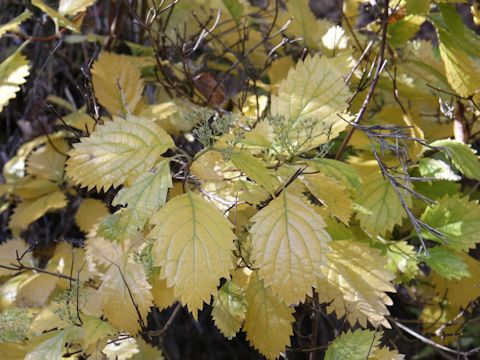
1 0 480 359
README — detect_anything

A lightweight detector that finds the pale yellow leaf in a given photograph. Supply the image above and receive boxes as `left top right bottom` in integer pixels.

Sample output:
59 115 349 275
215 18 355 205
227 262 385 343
0 342 28 360
355 173 410 238
243 273 294 360
14 179 59 200
190 150 226 181
318 240 396 328
75 198 109 233
9 191 67 229
131 338 164 360
85 228 122 269
59 0 97 16
29 304 71 336
15 273 58 307
25 327 83 360
81 315 116 348
31 0 80 32
212 280 247 339
0 238 32 276
150 268 176 310
0 47 29 113
370 346 406 360
102 336 139 360
302 172 353 224
271 53 351 152
98 252 153 334
249 191 331 304
66 114 174 191
26 138 68 182
91 52 144 115
0 11 31 37
149 192 236 318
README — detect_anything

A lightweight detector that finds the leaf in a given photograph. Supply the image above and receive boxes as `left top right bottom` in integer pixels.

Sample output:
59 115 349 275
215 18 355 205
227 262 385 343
355 173 410 238
324 329 380 360
150 269 176 310
31 0 80 32
0 11 31 37
222 0 244 24
243 273 294 360
0 238 32 276
102 336 139 360
0 343 27 360
318 240 396 328
370 346 406 360
15 273 58 307
271 53 351 151
66 115 174 191
430 139 480 180
81 315 116 348
418 158 461 181
59 0 97 16
249 191 331 304
424 247 470 280
302 172 353 224
421 194 480 251
25 327 83 360
132 338 164 360
9 191 67 230
75 198 109 233
0 47 29 113
279 0 319 50
212 280 247 339
91 52 144 115
112 158 172 230
384 241 419 283
149 192 236 317
26 138 68 182
230 151 278 195
306 158 362 192
98 251 153 334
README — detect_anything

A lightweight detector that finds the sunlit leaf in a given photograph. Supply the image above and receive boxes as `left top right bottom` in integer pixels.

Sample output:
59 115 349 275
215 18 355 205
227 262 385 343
0 47 29 113
212 280 247 339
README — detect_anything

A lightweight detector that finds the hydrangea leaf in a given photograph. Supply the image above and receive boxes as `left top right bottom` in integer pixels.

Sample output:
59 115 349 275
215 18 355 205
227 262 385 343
0 47 29 113
271 53 351 152
98 251 153 334
306 158 362 192
243 273 294 360
66 115 174 191
318 240 396 328
249 191 331 304
112 158 172 230
302 172 353 224
9 191 67 230
324 329 380 360
421 194 480 251
355 173 410 238
230 151 278 195
430 139 480 180
212 280 247 339
75 198 109 233
424 247 470 280
91 52 144 115
149 192 236 318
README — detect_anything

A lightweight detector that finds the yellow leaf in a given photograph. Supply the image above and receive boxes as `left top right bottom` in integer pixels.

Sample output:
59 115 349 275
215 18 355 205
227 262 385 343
26 138 68 182
9 191 67 230
230 151 279 195
29 304 70 336
212 280 247 339
149 192 236 318
59 0 97 16
0 47 29 113
102 336 139 360
98 251 153 334
31 0 80 32
62 109 96 133
0 342 28 360
75 198 109 233
91 52 144 115
355 173 410 238
81 315 116 348
0 238 32 276
318 240 396 328
249 191 331 304
271 53 351 152
66 114 174 191
278 0 319 50
190 150 226 181
0 11 31 37
151 270 176 311
15 273 58 307
268 57 295 90
14 179 59 200
132 338 164 360
370 346 406 360
243 273 294 360
85 228 122 269
302 172 353 224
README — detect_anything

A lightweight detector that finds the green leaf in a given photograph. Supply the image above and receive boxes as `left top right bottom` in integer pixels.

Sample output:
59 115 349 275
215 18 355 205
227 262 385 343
230 151 278 195
421 194 480 251
388 15 425 47
418 158 460 181
212 280 247 339
430 139 480 180
249 191 331 304
0 11 31 37
222 0 244 24
306 158 362 192
325 329 380 360
66 115 174 191
149 192 236 318
424 247 470 280
0 47 29 113
112 158 172 230
355 173 410 238
271 53 351 152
